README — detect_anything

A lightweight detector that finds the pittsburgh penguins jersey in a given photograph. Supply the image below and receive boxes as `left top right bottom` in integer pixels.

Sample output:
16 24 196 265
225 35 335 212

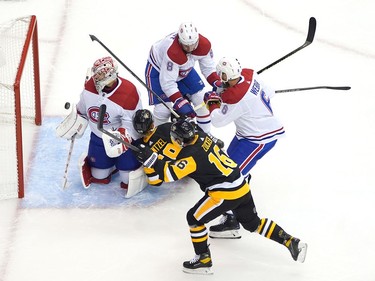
152 130 248 194
139 123 181 186
141 123 181 161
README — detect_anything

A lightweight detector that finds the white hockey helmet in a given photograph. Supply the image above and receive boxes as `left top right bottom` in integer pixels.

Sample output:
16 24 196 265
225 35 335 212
178 22 199 52
216 57 242 82
92 56 118 92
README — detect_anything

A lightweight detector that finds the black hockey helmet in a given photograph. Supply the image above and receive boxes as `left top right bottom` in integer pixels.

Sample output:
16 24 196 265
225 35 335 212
132 109 154 134
170 119 196 147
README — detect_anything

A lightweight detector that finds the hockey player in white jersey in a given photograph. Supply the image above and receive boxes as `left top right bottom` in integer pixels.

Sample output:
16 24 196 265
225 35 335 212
204 57 285 239
57 56 143 190
145 21 222 132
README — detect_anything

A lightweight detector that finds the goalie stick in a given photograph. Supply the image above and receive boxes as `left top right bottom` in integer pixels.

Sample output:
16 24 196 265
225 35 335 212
275 86 351 93
257 17 317 74
89 34 180 119
62 102 75 189
97 104 140 152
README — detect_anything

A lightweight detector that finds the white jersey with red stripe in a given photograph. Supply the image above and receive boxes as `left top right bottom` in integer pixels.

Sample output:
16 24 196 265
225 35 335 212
210 69 285 144
147 32 219 98
76 77 143 140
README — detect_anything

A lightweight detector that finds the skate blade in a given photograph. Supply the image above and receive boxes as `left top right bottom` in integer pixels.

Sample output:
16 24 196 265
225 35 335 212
182 267 213 275
209 230 241 239
297 242 308 263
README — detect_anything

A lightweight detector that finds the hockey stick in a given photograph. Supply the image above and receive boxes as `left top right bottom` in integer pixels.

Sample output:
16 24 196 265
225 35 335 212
97 104 140 152
257 17 317 74
275 86 351 93
89 34 180 118
62 102 75 189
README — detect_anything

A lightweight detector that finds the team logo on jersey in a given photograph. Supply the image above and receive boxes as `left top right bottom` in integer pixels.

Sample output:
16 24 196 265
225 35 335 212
179 67 192 78
88 106 110 125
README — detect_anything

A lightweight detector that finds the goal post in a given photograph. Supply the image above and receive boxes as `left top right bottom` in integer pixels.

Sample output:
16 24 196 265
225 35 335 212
0 15 42 199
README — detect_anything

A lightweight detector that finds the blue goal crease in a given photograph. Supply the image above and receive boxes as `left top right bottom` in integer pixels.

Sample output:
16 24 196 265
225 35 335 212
21 117 180 209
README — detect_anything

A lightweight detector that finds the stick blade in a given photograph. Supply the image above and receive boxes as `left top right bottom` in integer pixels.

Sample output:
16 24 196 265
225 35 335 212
306 17 317 43
89 34 97 42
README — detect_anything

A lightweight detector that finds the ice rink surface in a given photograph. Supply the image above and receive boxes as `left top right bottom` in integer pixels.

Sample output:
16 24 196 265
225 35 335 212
1 0 375 280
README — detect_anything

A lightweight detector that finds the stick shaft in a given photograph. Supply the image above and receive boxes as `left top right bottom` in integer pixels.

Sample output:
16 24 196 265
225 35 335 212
89 35 179 118
275 86 351 93
62 136 75 189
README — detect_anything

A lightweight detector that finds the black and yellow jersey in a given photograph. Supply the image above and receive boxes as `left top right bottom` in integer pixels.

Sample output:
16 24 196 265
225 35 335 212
152 130 249 196
141 122 182 160
139 123 182 186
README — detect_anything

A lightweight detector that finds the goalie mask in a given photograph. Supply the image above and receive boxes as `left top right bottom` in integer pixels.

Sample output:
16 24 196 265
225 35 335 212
132 109 154 135
178 22 199 53
92 56 118 92
170 119 196 147
216 57 242 83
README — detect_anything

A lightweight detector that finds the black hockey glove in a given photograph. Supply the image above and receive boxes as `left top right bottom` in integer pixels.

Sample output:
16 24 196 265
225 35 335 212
135 144 158 168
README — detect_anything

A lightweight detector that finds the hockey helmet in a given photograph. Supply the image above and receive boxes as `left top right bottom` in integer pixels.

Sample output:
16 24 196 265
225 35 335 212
216 57 242 82
170 119 196 147
178 22 199 53
92 56 118 92
132 109 154 135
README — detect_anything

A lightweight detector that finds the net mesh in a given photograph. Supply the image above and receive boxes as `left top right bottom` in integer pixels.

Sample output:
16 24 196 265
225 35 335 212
0 16 37 199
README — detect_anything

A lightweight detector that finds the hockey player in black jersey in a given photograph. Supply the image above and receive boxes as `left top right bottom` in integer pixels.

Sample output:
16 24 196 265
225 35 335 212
134 117 308 275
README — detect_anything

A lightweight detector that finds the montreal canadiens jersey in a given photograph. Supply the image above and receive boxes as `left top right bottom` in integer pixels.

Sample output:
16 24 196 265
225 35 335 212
210 69 285 144
147 32 219 98
151 129 247 193
76 77 143 140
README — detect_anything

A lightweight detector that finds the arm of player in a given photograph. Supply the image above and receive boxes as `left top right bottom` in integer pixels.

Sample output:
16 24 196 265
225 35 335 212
153 156 197 183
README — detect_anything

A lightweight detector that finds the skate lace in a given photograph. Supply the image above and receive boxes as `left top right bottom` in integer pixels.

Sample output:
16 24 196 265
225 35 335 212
189 254 200 264
218 214 228 225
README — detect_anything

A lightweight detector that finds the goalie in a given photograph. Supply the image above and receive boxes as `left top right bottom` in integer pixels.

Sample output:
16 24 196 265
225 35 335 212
56 56 143 190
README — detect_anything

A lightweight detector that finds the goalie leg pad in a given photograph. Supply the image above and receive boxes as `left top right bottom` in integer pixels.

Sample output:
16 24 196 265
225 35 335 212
78 154 92 189
125 166 148 198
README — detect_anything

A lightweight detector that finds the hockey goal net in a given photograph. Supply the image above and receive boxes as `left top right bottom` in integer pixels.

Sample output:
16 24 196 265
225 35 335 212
0 15 41 199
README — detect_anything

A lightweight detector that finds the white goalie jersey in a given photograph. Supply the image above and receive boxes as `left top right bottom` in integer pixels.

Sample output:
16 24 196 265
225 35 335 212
76 77 143 141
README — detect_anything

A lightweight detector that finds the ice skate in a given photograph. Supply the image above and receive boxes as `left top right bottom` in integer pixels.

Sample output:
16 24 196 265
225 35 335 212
182 250 213 275
209 213 241 239
284 237 307 263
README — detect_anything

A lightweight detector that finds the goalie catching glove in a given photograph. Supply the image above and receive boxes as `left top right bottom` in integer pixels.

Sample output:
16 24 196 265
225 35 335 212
135 144 158 168
204 91 222 112
102 128 132 158
56 105 88 140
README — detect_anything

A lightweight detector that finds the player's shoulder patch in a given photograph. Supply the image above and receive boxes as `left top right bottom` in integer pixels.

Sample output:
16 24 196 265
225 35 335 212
167 38 188 65
191 34 211 56
221 69 254 104
84 78 99 94
109 78 140 110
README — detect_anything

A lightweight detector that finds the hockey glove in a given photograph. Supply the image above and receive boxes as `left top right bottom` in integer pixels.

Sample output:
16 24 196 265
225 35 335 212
172 97 197 118
102 128 132 158
136 144 158 168
204 91 222 112
56 107 88 140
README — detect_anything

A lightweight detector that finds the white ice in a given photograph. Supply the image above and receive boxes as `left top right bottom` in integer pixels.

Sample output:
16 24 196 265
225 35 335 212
1 0 375 280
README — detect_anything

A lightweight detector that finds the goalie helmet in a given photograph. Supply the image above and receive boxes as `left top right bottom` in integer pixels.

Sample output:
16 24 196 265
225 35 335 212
92 56 118 92
132 109 154 135
170 119 196 147
216 57 242 82
178 22 199 53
